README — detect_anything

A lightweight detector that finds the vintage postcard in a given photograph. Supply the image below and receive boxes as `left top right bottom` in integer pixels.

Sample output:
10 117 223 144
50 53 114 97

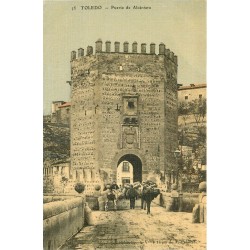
43 0 206 249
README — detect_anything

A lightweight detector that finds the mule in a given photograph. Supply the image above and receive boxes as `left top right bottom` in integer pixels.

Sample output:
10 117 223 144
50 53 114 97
104 189 123 211
141 187 160 214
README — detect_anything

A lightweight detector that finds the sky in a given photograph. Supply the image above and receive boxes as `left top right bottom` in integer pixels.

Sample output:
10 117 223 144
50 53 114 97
44 0 206 114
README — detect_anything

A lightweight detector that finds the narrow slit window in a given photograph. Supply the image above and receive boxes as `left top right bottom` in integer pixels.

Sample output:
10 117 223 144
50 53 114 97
128 101 135 109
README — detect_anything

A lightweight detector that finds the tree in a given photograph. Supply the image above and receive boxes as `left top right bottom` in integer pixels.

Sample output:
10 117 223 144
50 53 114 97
190 99 206 126
178 98 207 189
178 101 190 126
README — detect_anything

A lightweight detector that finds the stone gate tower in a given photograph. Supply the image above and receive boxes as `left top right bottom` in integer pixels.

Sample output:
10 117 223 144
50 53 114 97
70 39 178 194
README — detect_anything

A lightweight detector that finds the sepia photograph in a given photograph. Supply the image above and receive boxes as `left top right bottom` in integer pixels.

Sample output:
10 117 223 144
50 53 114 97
43 0 206 249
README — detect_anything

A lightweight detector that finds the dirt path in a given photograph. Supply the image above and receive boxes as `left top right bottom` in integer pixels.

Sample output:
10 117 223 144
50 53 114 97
60 202 206 250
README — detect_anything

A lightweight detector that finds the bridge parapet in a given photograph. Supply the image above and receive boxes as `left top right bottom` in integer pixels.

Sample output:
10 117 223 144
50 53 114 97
43 196 85 250
153 192 199 212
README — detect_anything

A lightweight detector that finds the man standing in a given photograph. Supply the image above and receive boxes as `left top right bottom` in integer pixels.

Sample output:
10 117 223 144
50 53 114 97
144 189 154 214
110 181 119 210
110 180 119 201
141 185 147 210
110 181 119 191
127 184 137 209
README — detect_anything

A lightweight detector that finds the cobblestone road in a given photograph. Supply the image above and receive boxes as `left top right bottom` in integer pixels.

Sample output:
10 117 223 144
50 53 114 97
60 201 206 250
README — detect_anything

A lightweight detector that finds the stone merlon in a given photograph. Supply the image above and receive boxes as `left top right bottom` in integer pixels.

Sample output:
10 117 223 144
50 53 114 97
70 40 177 64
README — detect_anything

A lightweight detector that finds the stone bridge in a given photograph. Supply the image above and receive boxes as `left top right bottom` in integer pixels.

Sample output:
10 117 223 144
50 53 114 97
43 193 206 250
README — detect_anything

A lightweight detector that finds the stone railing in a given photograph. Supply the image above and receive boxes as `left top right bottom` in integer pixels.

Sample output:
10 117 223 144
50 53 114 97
43 196 85 250
43 194 77 204
192 192 207 223
152 192 199 212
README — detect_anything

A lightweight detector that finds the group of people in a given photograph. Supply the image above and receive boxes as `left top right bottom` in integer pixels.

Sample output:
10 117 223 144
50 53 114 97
103 181 160 214
103 181 120 211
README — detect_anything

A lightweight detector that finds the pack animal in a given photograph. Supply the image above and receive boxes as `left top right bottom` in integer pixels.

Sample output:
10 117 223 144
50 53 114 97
103 182 120 211
141 185 160 214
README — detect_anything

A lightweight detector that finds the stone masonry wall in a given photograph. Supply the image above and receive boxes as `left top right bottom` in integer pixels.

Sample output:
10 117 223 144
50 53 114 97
164 56 179 178
70 41 178 185
59 106 70 125
71 55 98 171
96 53 166 175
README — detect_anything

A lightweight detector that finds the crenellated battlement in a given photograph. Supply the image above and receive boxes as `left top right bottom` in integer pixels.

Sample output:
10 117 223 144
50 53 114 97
71 39 177 64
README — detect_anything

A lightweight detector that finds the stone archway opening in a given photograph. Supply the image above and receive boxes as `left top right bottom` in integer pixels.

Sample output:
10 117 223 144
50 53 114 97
116 154 142 186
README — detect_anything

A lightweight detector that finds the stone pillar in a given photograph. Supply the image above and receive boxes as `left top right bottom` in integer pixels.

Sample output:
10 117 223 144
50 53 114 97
192 181 207 223
79 172 83 182
167 173 171 192
150 43 155 54
174 55 178 65
165 48 170 57
78 48 84 58
123 41 129 53
91 169 96 180
159 43 165 55
105 41 111 52
198 182 207 223
95 39 102 53
178 193 183 212
71 51 76 61
192 204 200 223
87 46 93 56
114 41 120 52
171 184 179 212
141 43 146 53
132 42 137 53
84 169 92 181
75 170 80 181
169 51 174 61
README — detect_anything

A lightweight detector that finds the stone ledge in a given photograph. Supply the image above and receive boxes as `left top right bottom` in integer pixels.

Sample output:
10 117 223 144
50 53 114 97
154 192 199 212
43 197 84 219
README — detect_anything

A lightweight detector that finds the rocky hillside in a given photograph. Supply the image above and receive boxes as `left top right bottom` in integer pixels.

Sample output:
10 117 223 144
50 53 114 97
43 122 70 166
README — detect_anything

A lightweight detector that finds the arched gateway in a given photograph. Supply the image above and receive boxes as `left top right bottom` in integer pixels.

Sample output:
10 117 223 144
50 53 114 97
111 150 147 185
117 154 142 185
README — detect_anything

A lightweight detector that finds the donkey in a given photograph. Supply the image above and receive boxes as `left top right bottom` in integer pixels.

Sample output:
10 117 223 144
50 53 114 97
141 186 160 214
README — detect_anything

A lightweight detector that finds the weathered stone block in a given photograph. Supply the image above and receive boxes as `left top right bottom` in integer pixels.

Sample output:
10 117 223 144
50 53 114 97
43 197 84 250
192 204 200 223
86 196 99 210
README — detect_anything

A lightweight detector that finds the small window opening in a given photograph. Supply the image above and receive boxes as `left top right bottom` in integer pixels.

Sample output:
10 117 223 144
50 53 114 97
128 101 135 109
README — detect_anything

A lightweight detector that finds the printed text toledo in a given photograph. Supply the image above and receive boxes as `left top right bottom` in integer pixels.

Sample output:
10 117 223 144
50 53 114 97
72 5 151 10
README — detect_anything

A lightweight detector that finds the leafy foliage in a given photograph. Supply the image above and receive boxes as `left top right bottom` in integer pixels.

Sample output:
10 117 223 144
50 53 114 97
177 99 207 188
74 183 85 193
43 122 70 164
178 99 206 117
